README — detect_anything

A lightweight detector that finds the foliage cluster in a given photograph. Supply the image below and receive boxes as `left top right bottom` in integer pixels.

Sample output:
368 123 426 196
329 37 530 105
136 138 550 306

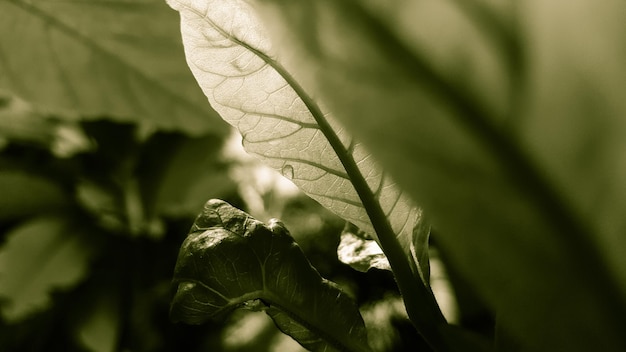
3 0 626 351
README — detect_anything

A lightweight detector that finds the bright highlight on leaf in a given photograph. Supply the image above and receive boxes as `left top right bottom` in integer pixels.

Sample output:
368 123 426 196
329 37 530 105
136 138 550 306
171 199 372 352
166 0 426 279
338 223 391 273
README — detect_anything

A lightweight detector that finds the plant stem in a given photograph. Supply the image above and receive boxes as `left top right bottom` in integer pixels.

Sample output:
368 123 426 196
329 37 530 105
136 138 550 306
269 65 452 352
233 21 453 351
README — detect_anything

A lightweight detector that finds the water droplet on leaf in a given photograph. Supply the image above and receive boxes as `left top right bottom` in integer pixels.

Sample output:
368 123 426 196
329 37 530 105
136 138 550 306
281 164 294 180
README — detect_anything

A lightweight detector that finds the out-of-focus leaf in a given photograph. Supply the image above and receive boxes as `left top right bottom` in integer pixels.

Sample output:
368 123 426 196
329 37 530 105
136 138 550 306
0 216 91 321
136 132 234 219
166 0 427 287
337 218 430 286
0 93 54 146
337 223 390 273
361 295 414 352
171 199 372 352
0 0 227 136
247 1 626 351
0 94 91 157
0 171 68 222
75 180 125 233
77 290 120 352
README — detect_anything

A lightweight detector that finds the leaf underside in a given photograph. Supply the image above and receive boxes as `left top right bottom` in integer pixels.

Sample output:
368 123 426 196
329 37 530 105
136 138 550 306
171 199 372 352
166 0 428 280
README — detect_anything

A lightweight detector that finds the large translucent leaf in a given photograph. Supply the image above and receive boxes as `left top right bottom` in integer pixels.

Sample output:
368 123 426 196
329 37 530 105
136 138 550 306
0 216 92 321
171 199 372 352
244 1 626 351
165 0 425 281
0 0 227 135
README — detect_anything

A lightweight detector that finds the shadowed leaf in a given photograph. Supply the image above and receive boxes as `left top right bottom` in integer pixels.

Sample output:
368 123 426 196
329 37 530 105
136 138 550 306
171 199 372 352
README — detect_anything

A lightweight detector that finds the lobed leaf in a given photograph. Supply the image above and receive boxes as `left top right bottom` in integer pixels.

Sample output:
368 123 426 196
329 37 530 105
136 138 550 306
0 0 227 135
171 199 372 352
246 1 626 351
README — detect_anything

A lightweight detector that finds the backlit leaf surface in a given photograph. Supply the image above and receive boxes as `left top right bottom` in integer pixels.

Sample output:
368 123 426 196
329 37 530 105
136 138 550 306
171 199 371 352
166 0 425 279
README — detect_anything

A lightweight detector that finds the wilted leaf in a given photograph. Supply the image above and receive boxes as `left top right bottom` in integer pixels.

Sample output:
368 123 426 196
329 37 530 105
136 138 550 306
247 1 626 351
0 216 92 321
171 199 372 352
166 0 427 288
0 0 227 135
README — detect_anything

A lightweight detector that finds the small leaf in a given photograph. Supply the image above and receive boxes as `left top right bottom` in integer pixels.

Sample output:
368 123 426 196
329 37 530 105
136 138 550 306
338 219 430 285
337 223 390 272
0 0 227 135
0 216 92 321
171 199 372 352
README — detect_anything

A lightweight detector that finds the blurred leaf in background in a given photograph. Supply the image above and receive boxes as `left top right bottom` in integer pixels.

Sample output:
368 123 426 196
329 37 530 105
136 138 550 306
0 0 227 135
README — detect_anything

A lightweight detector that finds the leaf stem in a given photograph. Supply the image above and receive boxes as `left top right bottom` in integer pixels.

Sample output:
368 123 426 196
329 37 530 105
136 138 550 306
264 62 452 352
232 15 453 351
342 0 626 330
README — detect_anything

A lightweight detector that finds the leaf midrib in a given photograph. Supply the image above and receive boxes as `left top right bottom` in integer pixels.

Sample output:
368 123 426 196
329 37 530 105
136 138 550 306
174 279 365 352
193 7 452 349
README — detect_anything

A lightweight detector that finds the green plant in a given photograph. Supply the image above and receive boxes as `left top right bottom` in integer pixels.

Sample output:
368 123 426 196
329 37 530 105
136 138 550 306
165 1 626 351
1 0 625 351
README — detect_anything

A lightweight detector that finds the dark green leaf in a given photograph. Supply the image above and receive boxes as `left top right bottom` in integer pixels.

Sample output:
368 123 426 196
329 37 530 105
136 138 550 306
0 171 69 222
247 1 626 351
76 290 121 352
171 199 372 352
136 132 234 219
0 0 227 135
